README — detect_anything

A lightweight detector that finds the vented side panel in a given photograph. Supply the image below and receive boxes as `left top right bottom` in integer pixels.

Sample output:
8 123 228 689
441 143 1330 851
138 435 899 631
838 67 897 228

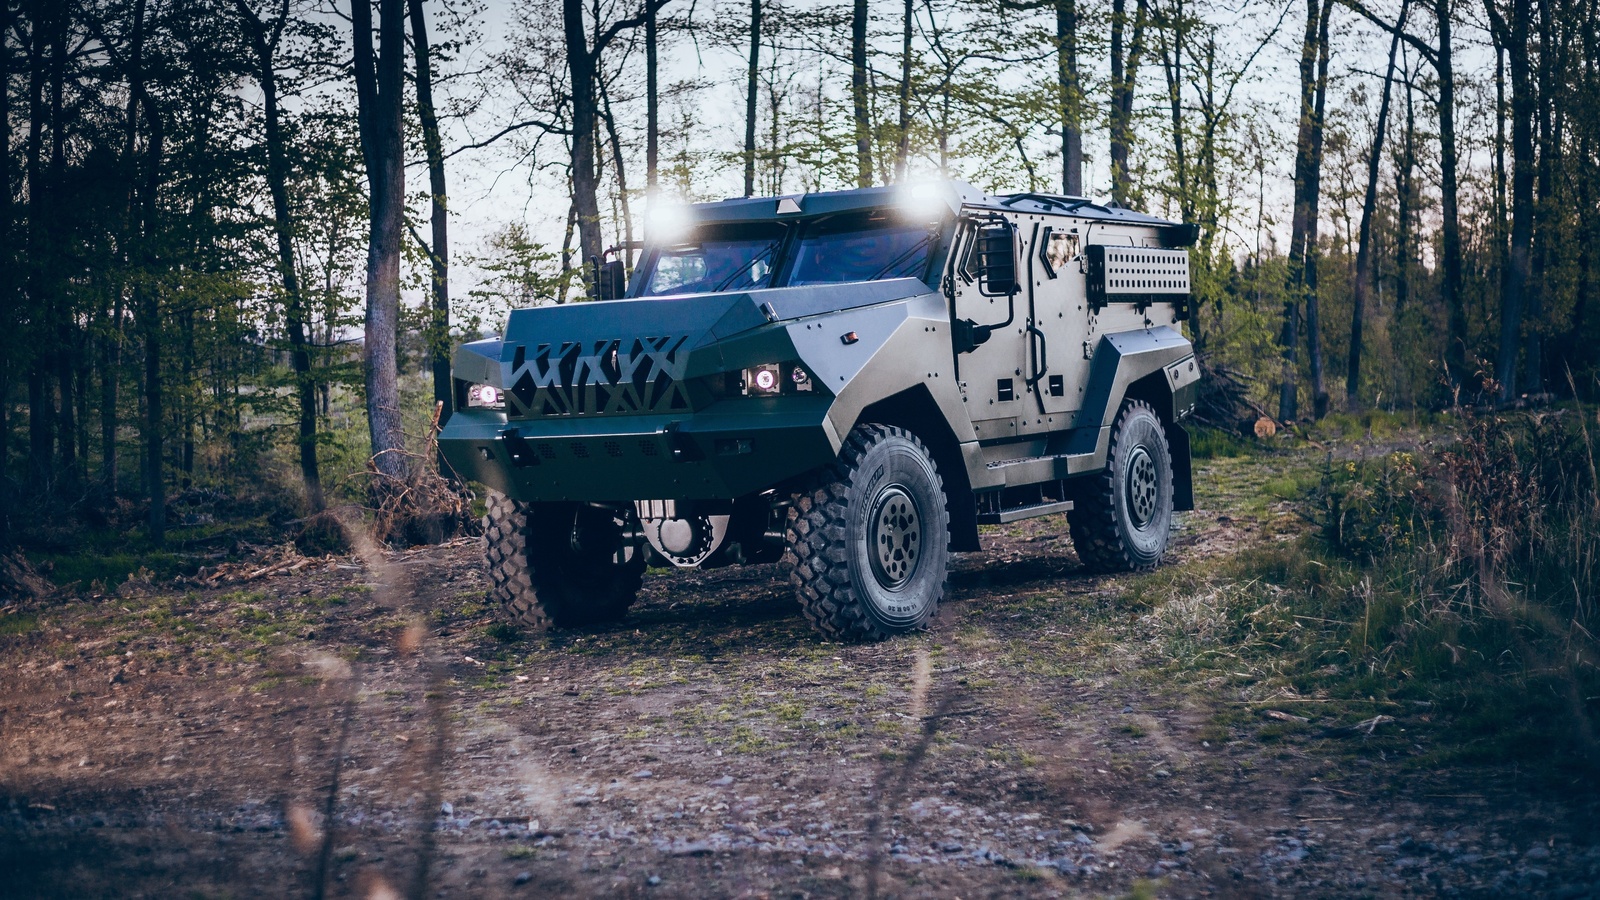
1086 245 1191 315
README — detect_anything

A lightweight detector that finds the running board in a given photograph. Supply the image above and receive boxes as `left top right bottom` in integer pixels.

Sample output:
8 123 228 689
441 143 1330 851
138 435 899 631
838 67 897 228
981 448 1104 485
977 499 1074 525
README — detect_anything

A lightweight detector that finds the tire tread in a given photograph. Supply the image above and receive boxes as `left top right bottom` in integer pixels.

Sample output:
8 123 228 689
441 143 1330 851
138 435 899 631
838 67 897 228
482 491 643 630
784 425 948 642
1067 399 1169 573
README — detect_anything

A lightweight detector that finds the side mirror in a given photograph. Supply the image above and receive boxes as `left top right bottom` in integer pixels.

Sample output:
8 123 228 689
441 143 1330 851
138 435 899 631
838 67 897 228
596 258 627 301
974 224 1017 297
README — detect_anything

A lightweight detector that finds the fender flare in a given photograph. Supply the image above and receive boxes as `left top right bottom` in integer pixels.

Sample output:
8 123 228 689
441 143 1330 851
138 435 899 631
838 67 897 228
1065 327 1196 511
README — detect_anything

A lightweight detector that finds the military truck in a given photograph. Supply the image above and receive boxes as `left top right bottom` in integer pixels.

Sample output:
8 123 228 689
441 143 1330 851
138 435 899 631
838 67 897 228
438 181 1200 641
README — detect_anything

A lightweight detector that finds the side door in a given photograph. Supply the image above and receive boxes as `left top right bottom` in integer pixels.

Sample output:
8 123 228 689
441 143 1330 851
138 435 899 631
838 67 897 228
949 213 1030 444
1014 215 1092 434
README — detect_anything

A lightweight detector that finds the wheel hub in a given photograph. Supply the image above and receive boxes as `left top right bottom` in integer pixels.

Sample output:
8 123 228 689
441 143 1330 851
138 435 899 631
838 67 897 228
1126 446 1158 527
868 485 922 589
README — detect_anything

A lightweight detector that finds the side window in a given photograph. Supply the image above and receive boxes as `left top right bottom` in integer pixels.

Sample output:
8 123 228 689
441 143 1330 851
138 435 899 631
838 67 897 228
647 251 708 294
958 226 979 283
1043 229 1080 274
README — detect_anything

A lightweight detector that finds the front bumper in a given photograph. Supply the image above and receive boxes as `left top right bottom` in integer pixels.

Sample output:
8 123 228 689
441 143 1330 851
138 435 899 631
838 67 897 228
439 397 839 502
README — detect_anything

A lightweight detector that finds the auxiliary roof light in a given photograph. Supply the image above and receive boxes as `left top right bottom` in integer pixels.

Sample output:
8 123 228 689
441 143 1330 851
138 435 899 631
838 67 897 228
894 180 952 223
645 200 694 244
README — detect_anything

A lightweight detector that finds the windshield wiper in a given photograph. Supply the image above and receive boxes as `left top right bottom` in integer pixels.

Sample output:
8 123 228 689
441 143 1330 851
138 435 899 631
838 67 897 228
710 242 781 292
867 232 937 281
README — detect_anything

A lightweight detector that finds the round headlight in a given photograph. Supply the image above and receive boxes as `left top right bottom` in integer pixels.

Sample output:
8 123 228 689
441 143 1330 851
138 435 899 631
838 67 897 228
466 384 503 408
754 368 777 392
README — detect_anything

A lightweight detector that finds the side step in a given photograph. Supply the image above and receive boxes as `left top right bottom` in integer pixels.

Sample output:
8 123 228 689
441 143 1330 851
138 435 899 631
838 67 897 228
976 499 1074 525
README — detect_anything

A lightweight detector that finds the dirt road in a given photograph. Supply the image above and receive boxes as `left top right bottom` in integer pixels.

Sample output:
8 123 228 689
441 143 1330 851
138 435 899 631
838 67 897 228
2 453 1596 898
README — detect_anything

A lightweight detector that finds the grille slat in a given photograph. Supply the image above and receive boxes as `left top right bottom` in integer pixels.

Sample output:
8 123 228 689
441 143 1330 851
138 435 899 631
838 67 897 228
508 335 692 417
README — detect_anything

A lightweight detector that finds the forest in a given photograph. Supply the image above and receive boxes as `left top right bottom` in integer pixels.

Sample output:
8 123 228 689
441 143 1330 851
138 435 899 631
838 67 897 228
2 0 1599 895
2 0 1598 537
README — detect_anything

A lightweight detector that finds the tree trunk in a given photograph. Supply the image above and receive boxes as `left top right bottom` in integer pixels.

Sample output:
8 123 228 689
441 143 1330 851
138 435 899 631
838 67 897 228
141 285 163 543
0 0 11 482
409 0 454 452
564 0 603 291
1109 0 1147 205
100 0 150 494
25 0 54 489
1434 0 1466 392
1056 0 1082 195
1110 0 1129 203
240 0 325 509
1304 0 1333 419
1158 0 1188 220
744 0 761 196
1348 1 1407 406
353 0 409 480
1493 27 1509 343
44 4 77 486
850 0 872 188
1490 0 1534 403
597 76 633 266
1566 19 1597 359
894 0 912 180
1525 0 1558 395
646 1 658 195
1279 0 1332 422
559 197 577 304
1394 69 1416 324
139 104 166 541
101 304 123 494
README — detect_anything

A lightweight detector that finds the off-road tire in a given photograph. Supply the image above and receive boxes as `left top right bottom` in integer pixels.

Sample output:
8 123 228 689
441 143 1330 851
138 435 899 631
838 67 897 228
785 424 950 642
1068 399 1175 572
483 490 645 630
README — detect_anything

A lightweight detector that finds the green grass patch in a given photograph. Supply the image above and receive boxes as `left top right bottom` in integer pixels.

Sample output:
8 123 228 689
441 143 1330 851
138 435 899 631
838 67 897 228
484 622 520 644
1137 525 1599 781
0 612 40 638
1188 425 1261 460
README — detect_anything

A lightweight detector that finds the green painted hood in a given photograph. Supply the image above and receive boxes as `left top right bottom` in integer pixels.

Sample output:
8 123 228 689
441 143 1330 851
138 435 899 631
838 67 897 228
470 278 933 419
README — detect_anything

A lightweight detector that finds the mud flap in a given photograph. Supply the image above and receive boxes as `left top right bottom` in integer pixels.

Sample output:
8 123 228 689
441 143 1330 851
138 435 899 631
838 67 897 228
1167 422 1193 512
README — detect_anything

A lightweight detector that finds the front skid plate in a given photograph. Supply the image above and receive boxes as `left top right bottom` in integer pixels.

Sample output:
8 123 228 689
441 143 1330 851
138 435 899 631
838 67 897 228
439 402 837 502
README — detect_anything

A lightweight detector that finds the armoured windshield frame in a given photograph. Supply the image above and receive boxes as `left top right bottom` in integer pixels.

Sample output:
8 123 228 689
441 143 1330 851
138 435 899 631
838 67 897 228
630 209 954 299
636 222 790 297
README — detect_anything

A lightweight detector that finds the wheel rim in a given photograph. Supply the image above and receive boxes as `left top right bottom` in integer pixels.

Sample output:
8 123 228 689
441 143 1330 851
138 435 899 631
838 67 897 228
1126 446 1159 528
569 506 635 566
868 485 922 590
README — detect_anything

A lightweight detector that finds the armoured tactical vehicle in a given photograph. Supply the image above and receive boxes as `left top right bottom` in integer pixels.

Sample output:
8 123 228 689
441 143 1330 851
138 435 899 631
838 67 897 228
438 181 1200 641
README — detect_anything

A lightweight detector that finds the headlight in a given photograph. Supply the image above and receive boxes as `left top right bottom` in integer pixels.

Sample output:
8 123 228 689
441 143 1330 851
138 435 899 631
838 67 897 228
745 363 781 395
712 362 818 398
464 383 505 409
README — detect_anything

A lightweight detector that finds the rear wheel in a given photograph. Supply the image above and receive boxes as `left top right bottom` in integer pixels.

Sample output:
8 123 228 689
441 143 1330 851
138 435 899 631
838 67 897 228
483 491 645 630
785 425 950 642
1068 399 1174 572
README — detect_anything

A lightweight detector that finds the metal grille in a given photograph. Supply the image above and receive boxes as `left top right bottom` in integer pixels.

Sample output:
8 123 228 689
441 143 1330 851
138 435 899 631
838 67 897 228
1085 245 1191 311
506 335 693 417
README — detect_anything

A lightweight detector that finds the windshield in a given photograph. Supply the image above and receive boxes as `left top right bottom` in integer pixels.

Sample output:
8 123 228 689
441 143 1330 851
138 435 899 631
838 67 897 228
787 214 938 287
639 224 786 296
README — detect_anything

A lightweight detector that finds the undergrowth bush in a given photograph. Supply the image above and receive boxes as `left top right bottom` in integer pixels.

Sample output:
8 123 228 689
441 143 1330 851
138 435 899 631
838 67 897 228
1311 408 1600 772
1317 409 1598 632
1141 407 1600 778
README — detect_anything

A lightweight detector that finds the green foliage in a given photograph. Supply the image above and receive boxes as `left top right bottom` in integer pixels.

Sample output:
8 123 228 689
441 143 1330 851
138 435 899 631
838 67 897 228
1148 411 1600 777
460 223 568 326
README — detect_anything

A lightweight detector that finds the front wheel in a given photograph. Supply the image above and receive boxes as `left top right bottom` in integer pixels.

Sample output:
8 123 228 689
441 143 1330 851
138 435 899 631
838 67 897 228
785 425 950 642
1068 399 1175 572
483 491 645 630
